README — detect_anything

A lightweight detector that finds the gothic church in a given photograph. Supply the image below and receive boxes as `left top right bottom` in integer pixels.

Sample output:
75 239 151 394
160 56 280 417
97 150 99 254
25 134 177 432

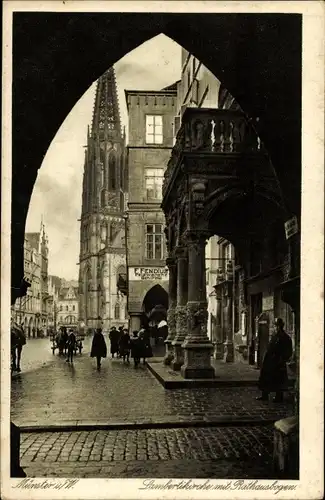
78 67 127 332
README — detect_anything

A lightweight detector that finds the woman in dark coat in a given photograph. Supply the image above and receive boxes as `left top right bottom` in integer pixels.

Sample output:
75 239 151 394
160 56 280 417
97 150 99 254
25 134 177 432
130 331 142 368
109 326 120 358
257 318 293 402
139 326 153 365
90 328 107 370
119 329 131 363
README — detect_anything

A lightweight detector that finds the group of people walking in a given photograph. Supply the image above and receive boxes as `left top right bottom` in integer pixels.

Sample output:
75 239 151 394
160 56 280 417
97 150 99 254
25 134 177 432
90 325 153 370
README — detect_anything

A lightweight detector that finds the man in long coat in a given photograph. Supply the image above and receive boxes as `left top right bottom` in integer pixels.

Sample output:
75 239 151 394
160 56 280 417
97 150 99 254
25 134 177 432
90 328 107 370
109 326 120 358
257 317 293 402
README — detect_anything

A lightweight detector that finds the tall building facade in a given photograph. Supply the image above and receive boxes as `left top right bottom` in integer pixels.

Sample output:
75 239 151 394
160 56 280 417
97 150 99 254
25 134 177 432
78 67 128 333
124 86 177 331
167 48 295 367
12 223 50 337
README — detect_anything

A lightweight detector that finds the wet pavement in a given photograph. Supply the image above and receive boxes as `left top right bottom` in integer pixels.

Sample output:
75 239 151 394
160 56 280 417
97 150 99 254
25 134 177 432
11 336 293 427
11 336 295 478
11 337 56 375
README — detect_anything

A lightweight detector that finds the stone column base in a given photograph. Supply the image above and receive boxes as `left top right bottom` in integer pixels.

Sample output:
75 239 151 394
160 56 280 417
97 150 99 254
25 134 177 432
223 341 234 363
214 341 224 360
171 342 184 371
181 344 215 379
163 340 174 366
273 416 299 479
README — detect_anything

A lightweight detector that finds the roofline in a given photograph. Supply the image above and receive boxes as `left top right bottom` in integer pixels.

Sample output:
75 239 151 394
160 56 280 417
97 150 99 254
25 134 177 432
125 88 177 110
125 89 177 95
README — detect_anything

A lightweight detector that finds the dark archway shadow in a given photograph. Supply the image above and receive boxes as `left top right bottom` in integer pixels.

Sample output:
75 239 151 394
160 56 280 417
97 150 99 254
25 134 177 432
142 285 169 316
11 13 302 293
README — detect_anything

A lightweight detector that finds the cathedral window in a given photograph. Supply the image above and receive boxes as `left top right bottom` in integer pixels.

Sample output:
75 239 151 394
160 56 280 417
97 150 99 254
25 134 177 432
145 224 163 260
109 152 117 190
146 115 163 144
120 192 124 211
114 303 120 320
145 168 164 200
100 189 106 207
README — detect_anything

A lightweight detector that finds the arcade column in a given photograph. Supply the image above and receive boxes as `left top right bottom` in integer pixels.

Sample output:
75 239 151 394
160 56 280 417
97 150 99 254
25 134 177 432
129 314 141 332
164 257 177 365
172 247 188 370
213 281 224 359
181 232 215 379
223 261 234 363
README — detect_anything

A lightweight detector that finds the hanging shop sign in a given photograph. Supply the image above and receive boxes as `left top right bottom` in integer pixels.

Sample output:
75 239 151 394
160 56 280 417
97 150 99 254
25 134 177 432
129 266 169 281
284 216 299 239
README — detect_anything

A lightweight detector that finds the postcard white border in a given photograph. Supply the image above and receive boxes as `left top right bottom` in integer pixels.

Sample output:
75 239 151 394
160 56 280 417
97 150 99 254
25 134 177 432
1 1 324 499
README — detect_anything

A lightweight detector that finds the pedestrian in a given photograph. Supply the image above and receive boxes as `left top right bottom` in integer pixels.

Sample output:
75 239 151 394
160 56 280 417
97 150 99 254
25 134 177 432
109 326 120 358
130 331 142 368
157 318 168 342
117 326 124 357
11 320 26 373
119 329 131 363
66 329 77 363
139 326 153 365
256 318 293 402
90 328 107 370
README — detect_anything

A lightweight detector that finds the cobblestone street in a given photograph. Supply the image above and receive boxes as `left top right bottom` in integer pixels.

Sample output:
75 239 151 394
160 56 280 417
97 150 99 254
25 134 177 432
11 337 293 428
11 337 294 478
20 426 276 478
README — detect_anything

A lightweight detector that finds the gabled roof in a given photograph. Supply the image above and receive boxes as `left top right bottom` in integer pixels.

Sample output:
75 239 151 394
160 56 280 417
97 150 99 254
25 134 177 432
58 286 79 301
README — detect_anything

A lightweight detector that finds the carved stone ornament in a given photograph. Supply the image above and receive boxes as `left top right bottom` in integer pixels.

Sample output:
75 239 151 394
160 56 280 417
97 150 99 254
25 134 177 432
186 301 209 342
167 307 176 337
174 305 188 342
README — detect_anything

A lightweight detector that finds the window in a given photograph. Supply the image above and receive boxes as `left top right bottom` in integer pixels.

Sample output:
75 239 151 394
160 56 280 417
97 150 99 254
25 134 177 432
60 305 63 311
145 168 164 200
66 305 68 311
109 152 117 190
72 305 75 311
114 303 120 320
146 115 163 144
145 224 163 260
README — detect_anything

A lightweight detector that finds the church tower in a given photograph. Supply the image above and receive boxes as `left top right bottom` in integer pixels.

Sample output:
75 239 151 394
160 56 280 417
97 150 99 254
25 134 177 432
78 67 128 333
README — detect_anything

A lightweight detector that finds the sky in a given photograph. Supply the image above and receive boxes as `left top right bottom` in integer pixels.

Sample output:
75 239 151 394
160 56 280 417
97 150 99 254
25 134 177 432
26 35 181 281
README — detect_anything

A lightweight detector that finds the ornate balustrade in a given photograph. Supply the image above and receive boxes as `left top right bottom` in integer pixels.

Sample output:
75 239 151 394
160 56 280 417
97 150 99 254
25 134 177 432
163 108 263 197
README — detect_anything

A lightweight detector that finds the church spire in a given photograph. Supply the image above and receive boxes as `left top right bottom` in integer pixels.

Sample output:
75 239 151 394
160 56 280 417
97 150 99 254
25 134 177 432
92 66 121 141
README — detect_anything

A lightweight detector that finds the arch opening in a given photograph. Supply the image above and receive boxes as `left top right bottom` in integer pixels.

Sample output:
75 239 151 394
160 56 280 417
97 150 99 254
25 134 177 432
142 284 169 317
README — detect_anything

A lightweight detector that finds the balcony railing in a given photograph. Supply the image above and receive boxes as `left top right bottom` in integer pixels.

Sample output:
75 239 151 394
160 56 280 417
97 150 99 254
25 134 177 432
163 108 263 196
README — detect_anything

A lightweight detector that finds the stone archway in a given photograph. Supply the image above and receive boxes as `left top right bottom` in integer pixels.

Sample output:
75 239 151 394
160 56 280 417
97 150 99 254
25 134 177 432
142 284 169 317
11 14 302 301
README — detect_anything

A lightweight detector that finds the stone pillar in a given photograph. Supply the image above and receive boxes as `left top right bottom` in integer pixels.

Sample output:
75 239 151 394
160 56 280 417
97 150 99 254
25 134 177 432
129 314 141 333
164 257 177 365
223 262 234 363
214 285 224 359
172 247 188 370
181 232 215 379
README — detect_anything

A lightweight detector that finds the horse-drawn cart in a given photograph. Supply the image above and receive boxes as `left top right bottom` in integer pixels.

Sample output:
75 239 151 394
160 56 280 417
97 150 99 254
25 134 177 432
50 330 85 355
